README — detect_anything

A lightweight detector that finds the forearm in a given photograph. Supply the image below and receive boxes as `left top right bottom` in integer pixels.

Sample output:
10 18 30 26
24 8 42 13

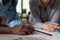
0 27 12 34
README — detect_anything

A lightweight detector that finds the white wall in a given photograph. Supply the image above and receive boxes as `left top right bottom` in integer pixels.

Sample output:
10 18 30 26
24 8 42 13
16 0 21 13
16 0 30 14
23 0 30 14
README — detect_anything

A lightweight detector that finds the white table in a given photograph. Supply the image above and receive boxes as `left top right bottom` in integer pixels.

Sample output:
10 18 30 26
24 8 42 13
0 30 60 40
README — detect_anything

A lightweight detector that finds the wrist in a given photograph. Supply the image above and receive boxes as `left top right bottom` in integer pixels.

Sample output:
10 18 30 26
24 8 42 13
41 24 48 30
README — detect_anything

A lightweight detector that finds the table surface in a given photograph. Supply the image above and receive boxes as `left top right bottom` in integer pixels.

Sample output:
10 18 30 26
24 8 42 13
0 29 60 40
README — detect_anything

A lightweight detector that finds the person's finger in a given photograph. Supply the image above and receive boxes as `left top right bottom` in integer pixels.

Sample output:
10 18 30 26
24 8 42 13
48 27 55 32
28 22 34 27
23 21 27 24
27 26 34 34
21 25 34 35
51 21 58 25
49 24 57 29
49 22 58 26
28 22 34 25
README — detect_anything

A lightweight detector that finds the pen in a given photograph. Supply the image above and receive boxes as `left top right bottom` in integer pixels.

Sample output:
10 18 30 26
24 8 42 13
35 30 52 36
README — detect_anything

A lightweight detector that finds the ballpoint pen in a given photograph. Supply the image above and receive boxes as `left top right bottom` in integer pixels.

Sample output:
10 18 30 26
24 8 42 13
35 29 52 36
34 24 52 36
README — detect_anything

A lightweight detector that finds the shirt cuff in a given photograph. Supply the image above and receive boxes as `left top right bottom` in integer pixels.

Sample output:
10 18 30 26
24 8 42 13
8 20 21 27
34 22 42 30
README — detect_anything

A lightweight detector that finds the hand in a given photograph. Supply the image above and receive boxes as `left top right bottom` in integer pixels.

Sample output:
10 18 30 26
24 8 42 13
11 25 22 35
48 21 58 32
23 22 34 27
42 21 58 32
49 21 58 29
11 22 34 35
21 22 34 34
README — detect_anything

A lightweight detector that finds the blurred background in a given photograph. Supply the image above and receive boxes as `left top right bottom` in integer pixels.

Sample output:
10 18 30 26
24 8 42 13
16 0 30 16
16 0 30 21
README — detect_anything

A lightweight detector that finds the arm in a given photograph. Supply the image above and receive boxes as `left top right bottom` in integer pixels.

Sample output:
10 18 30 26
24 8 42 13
0 26 24 34
29 17 56 32
0 24 34 35
29 0 58 32
0 27 12 34
0 25 24 34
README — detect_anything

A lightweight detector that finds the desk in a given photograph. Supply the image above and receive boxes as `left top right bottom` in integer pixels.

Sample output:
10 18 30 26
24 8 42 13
0 30 60 40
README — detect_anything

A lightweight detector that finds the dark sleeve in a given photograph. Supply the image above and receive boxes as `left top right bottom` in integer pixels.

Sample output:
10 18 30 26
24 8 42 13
11 0 18 8
7 0 18 10
2 0 9 5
